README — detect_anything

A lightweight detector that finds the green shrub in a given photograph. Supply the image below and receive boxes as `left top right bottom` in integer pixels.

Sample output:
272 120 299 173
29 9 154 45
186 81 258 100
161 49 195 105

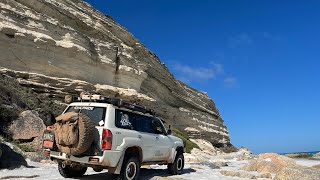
172 128 199 153
0 106 19 135
16 143 35 152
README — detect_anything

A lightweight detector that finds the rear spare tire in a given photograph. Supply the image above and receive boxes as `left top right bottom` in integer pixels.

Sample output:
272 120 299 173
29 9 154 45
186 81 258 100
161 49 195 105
55 113 95 155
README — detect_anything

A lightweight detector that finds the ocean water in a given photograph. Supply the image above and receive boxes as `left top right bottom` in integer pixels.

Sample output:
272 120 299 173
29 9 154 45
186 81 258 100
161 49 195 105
281 151 320 155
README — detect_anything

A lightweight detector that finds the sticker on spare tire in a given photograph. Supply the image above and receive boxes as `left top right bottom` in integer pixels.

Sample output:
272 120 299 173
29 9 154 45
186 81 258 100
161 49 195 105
73 106 94 110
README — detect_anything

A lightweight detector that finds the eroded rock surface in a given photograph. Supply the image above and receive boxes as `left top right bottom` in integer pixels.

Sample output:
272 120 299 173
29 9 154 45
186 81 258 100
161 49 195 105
9 110 46 141
0 0 231 147
242 153 296 173
274 166 320 180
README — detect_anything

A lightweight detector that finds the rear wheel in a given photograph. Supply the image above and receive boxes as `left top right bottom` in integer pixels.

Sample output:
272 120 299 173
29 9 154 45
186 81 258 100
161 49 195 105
58 162 87 178
117 155 140 180
168 152 184 175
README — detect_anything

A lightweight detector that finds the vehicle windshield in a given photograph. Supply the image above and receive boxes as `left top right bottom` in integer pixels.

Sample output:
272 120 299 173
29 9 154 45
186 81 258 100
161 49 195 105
65 106 106 126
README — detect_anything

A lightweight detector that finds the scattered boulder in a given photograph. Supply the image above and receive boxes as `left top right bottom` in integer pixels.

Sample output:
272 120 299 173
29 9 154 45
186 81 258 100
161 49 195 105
220 170 273 179
285 153 312 159
184 139 222 163
213 161 228 167
312 152 320 160
211 147 254 161
259 173 273 179
220 170 257 179
274 166 320 180
312 164 320 170
190 139 221 156
199 162 220 169
0 143 28 169
235 147 255 160
9 110 46 142
242 153 296 173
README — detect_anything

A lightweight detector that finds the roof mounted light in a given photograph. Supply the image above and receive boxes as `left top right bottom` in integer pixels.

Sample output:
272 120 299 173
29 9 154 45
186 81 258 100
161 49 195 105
80 94 103 101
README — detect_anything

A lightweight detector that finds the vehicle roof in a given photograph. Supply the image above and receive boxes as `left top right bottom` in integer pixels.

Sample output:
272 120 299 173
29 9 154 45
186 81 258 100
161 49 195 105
68 102 157 118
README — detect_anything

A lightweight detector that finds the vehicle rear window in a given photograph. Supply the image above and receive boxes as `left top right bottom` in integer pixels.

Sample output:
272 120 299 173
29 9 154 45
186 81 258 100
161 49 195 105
66 106 106 126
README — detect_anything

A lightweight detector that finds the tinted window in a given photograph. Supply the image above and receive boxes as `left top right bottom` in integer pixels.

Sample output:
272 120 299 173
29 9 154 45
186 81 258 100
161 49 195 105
152 118 165 134
66 106 106 125
115 110 134 130
134 115 154 133
116 110 159 134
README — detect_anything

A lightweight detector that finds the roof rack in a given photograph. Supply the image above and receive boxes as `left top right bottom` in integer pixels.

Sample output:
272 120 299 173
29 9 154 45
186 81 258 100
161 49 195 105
69 94 155 116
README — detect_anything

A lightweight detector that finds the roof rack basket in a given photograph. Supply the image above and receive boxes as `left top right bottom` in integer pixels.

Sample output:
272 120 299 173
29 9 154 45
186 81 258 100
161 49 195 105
71 94 155 116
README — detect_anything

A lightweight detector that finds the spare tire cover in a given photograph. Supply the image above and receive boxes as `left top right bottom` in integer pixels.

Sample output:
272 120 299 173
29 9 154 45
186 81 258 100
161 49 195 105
54 113 95 155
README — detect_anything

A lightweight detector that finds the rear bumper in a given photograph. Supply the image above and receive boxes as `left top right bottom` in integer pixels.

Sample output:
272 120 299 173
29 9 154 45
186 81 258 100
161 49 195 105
49 150 122 167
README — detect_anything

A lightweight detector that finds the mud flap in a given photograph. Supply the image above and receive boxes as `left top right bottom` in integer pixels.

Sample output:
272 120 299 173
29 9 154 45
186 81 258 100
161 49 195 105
109 153 125 174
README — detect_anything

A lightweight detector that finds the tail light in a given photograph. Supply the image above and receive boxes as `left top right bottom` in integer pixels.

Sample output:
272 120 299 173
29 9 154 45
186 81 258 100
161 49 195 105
101 129 112 150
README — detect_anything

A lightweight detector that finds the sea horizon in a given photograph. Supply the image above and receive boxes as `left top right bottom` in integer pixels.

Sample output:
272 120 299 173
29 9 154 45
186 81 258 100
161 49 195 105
280 150 320 155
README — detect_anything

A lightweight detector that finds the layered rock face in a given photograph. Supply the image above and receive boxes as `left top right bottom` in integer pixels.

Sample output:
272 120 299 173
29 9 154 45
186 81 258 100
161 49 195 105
0 0 231 147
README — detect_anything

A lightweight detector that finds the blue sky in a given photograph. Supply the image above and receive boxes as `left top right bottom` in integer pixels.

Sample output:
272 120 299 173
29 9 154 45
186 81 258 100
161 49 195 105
85 0 320 153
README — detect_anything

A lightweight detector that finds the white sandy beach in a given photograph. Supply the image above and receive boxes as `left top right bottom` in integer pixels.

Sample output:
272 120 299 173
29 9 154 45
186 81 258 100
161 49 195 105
1 156 319 180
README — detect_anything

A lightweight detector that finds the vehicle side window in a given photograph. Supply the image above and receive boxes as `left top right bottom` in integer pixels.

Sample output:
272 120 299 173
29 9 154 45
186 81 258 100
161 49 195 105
115 110 134 130
152 118 165 134
115 109 156 134
134 115 154 133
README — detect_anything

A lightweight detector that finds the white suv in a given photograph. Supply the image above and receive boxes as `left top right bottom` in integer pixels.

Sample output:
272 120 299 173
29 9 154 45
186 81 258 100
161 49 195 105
42 94 185 180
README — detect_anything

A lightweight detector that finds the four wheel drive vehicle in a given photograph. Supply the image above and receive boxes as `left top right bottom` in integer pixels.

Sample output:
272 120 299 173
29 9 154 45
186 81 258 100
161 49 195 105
42 94 185 180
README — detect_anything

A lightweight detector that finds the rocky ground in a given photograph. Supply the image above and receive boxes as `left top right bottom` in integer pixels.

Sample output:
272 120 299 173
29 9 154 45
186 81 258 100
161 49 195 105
1 138 319 180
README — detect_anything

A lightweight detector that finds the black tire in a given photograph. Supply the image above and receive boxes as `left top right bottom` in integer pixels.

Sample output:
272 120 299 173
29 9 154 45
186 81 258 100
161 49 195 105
117 155 140 180
58 162 87 178
168 152 184 175
58 113 95 155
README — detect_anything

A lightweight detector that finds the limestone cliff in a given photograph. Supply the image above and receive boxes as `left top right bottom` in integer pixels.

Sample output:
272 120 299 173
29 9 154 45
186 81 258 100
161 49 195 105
0 0 232 148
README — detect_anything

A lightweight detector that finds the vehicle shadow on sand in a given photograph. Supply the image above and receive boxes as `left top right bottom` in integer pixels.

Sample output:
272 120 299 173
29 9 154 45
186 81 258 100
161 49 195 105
78 167 196 180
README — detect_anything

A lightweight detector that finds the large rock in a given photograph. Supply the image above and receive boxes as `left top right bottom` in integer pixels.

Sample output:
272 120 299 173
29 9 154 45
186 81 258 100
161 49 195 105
9 110 46 141
312 152 320 160
242 153 296 173
274 166 320 180
0 143 28 169
0 0 231 147
285 153 313 159
220 170 272 179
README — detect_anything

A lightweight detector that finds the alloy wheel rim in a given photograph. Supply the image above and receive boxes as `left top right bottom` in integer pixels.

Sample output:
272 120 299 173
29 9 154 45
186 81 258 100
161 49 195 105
126 162 137 180
177 157 183 171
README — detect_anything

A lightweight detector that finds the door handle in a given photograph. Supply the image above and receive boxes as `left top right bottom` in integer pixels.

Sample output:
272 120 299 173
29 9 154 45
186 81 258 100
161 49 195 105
138 135 142 139
156 136 159 140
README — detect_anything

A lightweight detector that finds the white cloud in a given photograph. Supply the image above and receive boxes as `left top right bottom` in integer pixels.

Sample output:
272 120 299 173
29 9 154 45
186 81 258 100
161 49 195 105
173 63 224 81
224 77 237 88
228 33 253 48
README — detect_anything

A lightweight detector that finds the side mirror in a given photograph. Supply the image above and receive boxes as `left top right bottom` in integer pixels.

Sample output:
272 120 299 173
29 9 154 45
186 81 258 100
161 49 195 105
167 125 172 135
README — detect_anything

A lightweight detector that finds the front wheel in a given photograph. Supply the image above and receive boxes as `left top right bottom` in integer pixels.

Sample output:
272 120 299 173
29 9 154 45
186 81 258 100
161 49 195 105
168 153 184 175
58 162 87 178
117 155 140 180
